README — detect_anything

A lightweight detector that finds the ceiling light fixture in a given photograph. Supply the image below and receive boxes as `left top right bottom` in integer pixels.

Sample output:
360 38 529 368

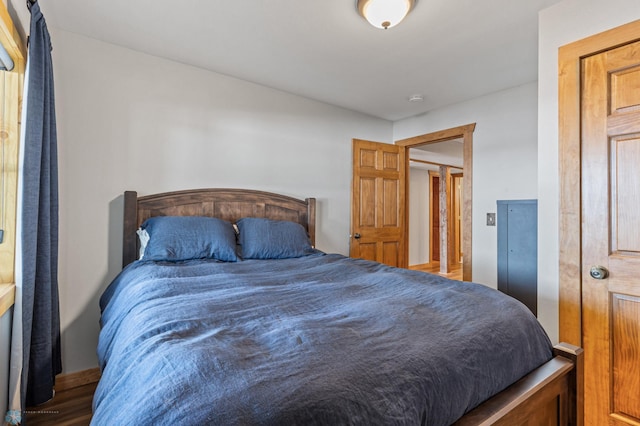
357 0 417 30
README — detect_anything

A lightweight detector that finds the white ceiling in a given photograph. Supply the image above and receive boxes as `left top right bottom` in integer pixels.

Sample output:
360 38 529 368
40 0 564 121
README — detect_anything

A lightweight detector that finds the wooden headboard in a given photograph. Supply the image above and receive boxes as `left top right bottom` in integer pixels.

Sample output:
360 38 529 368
123 188 316 267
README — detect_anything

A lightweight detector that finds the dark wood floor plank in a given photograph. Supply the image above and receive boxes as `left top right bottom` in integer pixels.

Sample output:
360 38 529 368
26 381 96 426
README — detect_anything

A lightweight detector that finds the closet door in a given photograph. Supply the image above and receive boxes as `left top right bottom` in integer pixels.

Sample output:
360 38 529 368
580 38 640 426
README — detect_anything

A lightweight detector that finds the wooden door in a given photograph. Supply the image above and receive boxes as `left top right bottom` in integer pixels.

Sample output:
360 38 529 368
581 40 640 425
452 173 463 263
431 174 440 262
350 139 406 267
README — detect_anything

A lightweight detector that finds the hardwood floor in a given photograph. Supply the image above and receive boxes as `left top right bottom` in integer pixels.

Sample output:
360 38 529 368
26 381 96 426
410 261 463 281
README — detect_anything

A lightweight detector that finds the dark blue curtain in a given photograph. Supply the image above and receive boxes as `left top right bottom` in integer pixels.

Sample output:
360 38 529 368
21 0 61 408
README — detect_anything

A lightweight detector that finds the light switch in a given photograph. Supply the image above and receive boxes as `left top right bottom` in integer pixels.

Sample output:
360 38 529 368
486 213 496 226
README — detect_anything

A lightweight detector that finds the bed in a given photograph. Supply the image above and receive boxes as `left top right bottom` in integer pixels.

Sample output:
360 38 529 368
92 188 583 425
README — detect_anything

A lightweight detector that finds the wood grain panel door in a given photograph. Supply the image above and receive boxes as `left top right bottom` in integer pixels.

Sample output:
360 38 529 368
431 173 440 262
452 174 464 264
350 139 406 267
581 39 640 425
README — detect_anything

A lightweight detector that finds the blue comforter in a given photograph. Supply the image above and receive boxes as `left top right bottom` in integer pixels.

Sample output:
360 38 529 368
92 253 552 425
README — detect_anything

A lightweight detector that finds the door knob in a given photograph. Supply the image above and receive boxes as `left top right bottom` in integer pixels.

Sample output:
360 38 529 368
589 265 609 280
354 233 361 239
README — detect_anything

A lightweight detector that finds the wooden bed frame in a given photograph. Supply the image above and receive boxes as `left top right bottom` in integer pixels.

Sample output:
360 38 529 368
121 188 583 425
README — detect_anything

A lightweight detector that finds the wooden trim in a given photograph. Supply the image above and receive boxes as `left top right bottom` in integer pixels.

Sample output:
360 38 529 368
55 368 101 392
0 2 26 68
397 123 475 281
461 127 473 281
0 282 15 317
558 18 640 347
0 3 25 286
0 71 21 285
395 123 476 147
409 157 463 170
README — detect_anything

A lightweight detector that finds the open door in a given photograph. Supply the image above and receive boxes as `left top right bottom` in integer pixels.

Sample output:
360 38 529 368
350 139 406 268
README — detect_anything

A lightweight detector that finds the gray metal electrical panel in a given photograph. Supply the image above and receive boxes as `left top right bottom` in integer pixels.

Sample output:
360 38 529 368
497 199 537 316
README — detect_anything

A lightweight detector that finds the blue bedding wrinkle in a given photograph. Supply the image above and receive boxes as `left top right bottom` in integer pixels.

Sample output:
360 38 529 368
93 253 552 425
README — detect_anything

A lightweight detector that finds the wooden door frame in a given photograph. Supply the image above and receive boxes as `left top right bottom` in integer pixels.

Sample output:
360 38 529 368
396 123 475 281
558 19 640 347
0 5 25 287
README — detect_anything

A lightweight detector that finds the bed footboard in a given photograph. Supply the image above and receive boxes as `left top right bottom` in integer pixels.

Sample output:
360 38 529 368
453 342 583 426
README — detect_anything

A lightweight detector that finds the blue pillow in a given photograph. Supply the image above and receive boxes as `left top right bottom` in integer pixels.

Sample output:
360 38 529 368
141 216 238 262
236 218 313 259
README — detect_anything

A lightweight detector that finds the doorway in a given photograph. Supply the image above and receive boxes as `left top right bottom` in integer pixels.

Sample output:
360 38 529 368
396 123 475 281
407 140 463 279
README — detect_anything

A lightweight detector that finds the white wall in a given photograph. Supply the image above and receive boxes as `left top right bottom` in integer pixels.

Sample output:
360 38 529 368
48 29 391 373
395 82 539 289
5 0 28 45
538 0 640 345
409 166 430 265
